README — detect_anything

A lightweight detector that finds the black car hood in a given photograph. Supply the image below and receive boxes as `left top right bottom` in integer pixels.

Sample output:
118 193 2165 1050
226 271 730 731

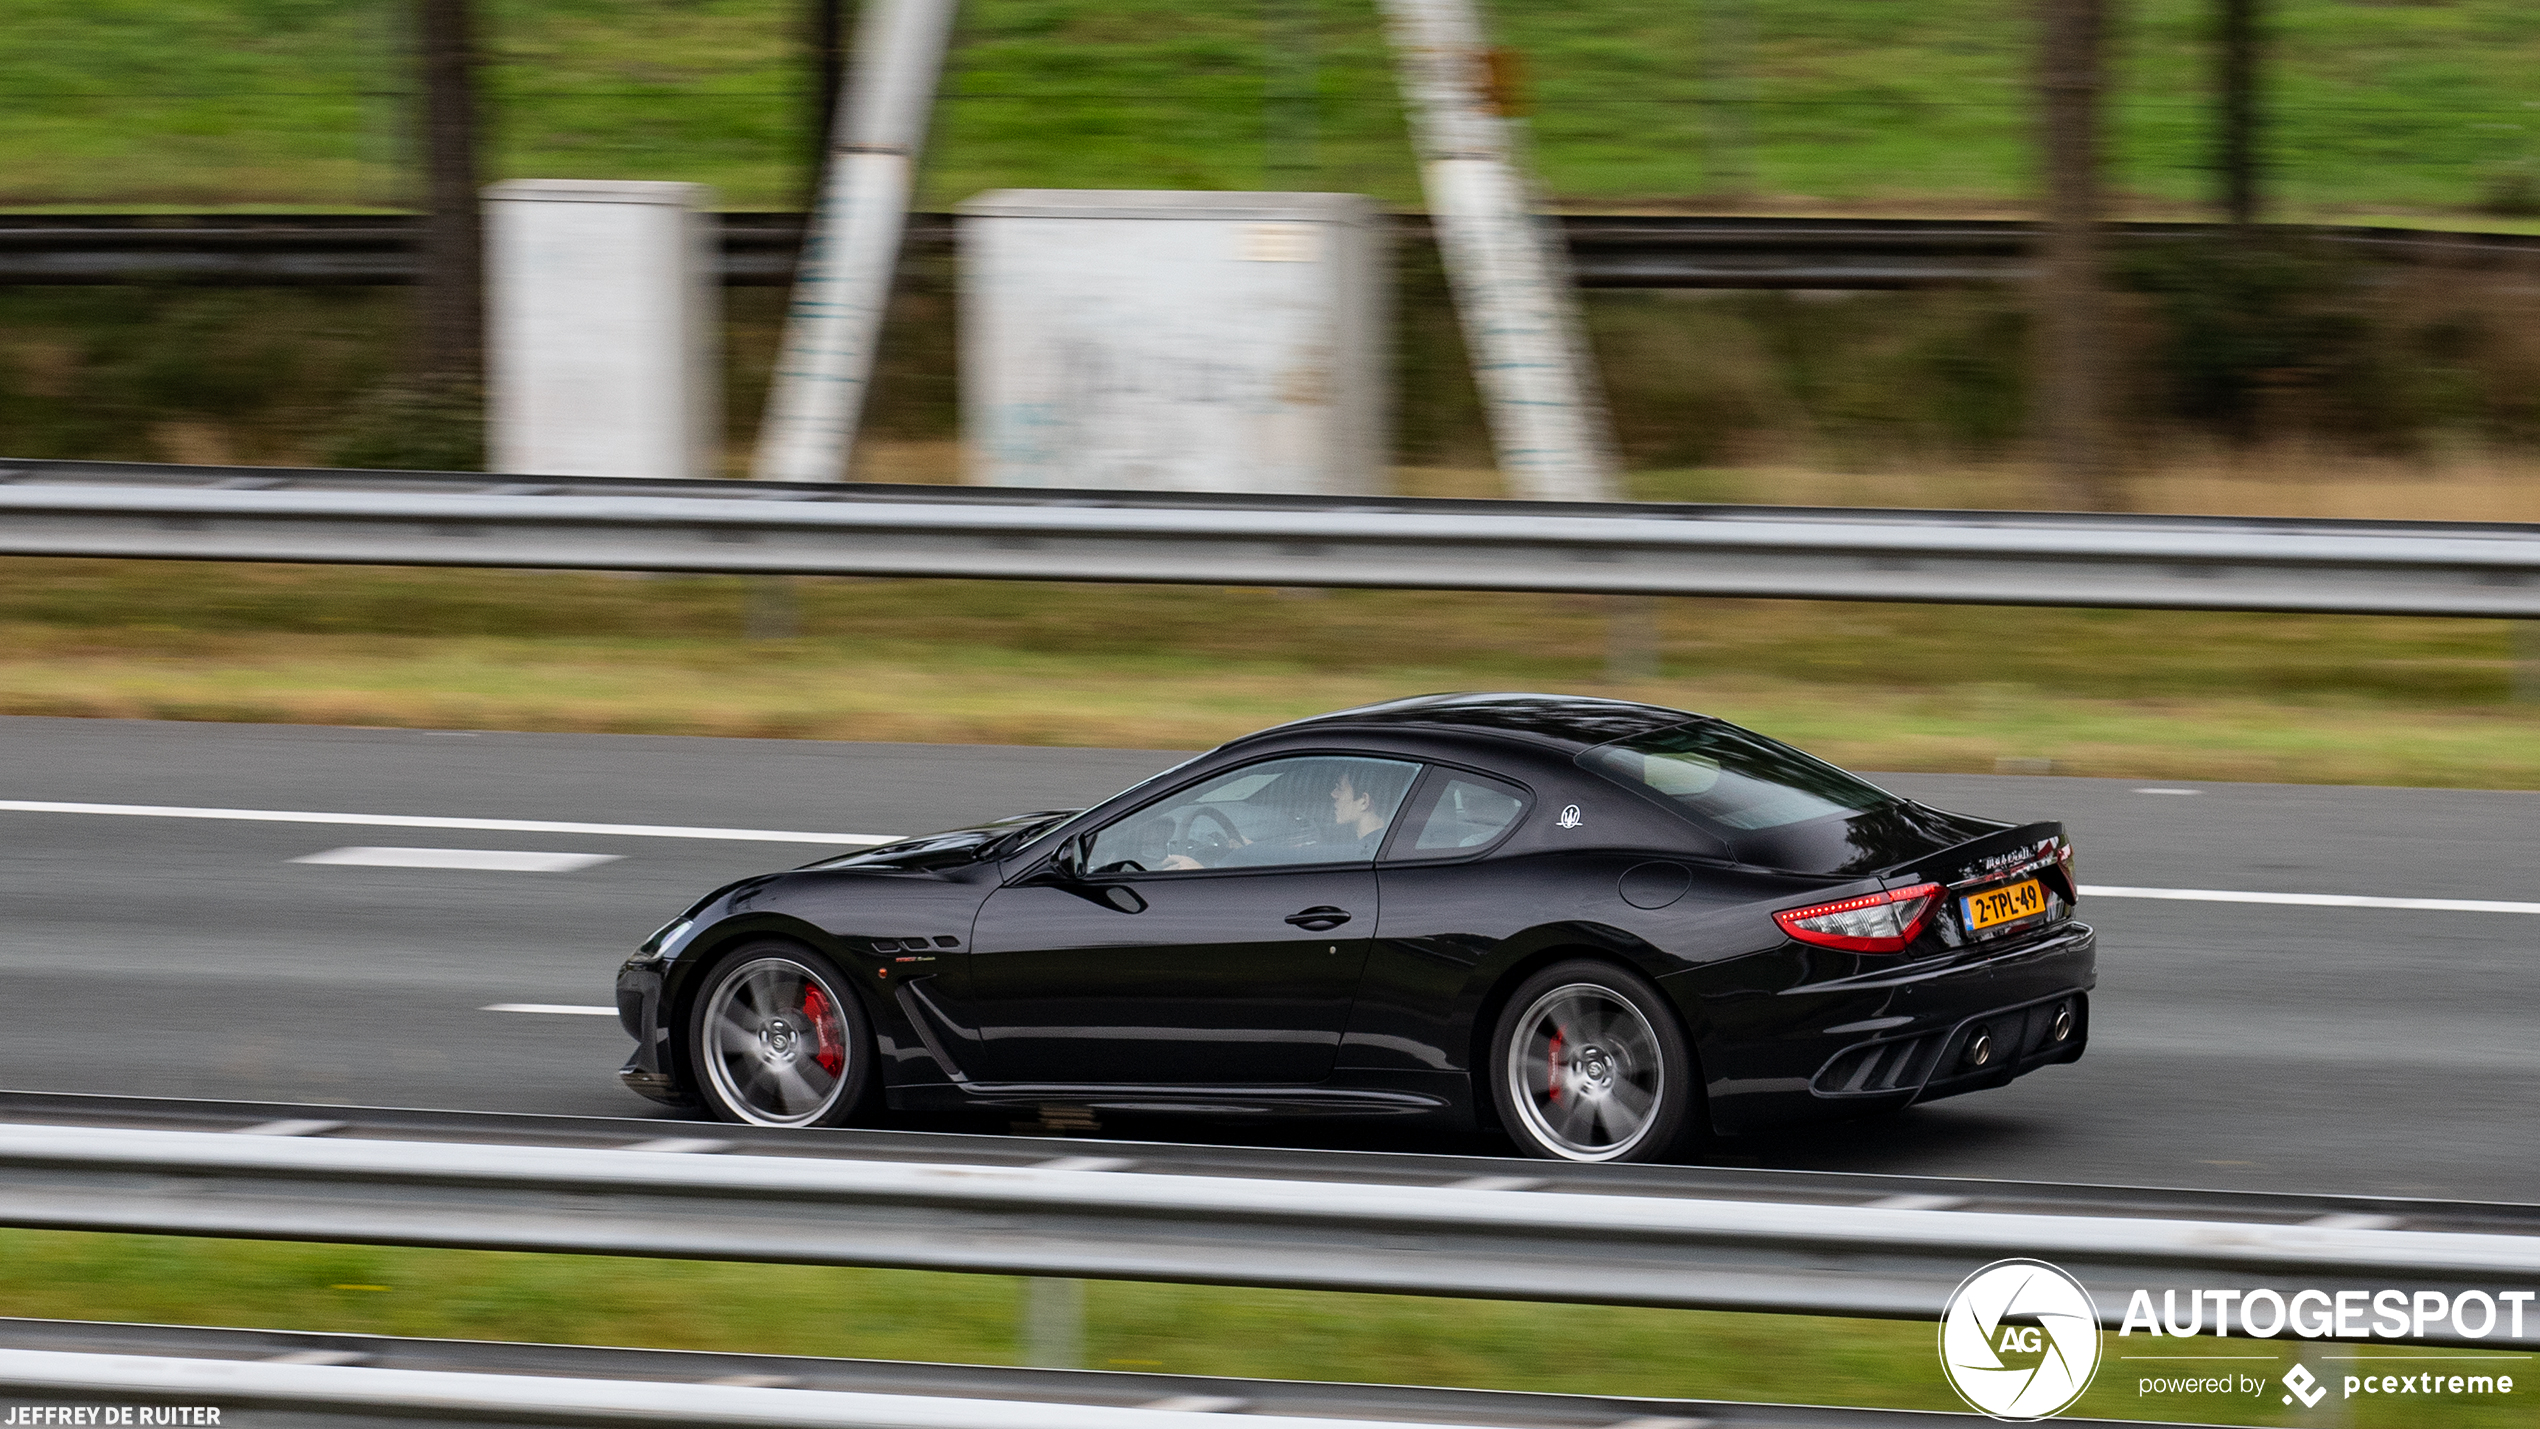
796 810 1081 873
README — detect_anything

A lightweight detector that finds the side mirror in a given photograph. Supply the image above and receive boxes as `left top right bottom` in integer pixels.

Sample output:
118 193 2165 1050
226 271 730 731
1049 834 1088 882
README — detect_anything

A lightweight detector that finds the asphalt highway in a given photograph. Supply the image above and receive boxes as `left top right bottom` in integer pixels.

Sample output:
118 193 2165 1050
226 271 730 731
1 716 2532 1201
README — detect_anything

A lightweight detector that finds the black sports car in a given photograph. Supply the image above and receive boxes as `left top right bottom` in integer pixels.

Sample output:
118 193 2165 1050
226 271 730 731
615 693 2094 1162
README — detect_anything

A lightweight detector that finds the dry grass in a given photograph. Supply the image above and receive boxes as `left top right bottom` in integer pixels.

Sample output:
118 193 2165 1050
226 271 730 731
0 621 2530 788
832 442 2540 522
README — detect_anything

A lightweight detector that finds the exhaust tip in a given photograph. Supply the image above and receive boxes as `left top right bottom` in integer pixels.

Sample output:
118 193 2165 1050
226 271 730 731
2051 1004 2075 1043
1964 1027 1995 1068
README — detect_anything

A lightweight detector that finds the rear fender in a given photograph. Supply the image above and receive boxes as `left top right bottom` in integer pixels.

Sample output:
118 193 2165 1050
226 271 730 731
1455 923 1719 1131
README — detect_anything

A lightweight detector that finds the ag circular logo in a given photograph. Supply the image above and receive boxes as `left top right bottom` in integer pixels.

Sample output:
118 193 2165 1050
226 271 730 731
1939 1258 2102 1421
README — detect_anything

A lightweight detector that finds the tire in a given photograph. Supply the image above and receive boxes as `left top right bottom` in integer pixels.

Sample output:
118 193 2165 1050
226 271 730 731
1487 959 1705 1163
685 941 878 1128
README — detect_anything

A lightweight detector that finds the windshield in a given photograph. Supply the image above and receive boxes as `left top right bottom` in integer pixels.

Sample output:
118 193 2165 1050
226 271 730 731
1577 719 1899 832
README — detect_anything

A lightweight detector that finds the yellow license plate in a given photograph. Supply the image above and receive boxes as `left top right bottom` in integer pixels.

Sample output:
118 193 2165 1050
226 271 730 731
1964 878 2047 932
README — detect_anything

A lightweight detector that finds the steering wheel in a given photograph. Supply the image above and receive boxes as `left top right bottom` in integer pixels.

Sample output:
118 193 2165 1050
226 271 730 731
1176 805 1245 866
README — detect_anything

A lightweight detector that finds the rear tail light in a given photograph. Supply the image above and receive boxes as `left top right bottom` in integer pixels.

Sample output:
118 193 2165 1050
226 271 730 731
1773 883 1942 954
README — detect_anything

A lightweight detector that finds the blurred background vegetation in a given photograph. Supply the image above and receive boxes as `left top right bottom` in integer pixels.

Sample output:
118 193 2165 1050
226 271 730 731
8 0 2540 477
7 0 2540 217
9 236 2540 482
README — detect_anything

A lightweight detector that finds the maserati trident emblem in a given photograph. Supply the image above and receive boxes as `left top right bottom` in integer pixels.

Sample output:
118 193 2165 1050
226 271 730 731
1556 804 1583 829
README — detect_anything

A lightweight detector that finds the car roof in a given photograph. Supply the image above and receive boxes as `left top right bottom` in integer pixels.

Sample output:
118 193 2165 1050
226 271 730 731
1235 692 1700 755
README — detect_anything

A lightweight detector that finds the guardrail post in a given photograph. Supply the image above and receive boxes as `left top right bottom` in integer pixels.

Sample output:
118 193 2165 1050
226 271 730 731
1020 1276 1085 1369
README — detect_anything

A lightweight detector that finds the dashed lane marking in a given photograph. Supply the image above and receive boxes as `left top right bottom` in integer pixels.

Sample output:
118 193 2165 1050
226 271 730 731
293 847 620 873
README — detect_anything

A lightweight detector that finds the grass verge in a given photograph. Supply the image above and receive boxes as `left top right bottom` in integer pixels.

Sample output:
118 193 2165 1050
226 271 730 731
9 0 2540 221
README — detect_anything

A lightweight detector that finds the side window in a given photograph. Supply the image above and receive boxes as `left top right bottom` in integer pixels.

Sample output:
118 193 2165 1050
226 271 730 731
1388 772 1530 861
1085 755 1423 875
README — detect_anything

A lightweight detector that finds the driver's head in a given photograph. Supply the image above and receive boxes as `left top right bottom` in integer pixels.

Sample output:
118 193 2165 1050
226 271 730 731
1331 773 1370 825
1328 762 1414 835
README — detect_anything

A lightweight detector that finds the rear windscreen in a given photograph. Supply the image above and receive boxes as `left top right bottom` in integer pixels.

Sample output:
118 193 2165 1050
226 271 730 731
1577 719 1899 832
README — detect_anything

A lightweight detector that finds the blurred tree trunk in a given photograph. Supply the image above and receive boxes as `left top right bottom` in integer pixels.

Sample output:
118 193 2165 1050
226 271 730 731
2035 0 2115 511
2216 0 2259 226
808 0 851 206
416 0 483 391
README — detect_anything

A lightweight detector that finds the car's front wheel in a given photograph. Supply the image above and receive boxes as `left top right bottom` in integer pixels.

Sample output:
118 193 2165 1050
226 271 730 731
1490 959 1704 1163
687 942 876 1128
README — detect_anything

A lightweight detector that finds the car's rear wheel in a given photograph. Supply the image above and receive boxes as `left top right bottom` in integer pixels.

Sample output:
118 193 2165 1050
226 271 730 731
688 943 875 1128
1490 959 1703 1163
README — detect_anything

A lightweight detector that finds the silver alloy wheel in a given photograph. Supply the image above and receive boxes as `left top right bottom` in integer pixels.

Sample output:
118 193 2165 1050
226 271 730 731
698 956 853 1127
1505 982 1666 1161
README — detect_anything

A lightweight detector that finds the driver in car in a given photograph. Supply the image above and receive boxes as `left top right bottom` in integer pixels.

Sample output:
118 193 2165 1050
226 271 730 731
1158 766 1404 870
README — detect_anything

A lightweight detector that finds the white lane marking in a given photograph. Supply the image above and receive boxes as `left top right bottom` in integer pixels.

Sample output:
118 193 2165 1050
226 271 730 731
294 846 621 873
2133 787 2202 795
482 1003 619 1016
624 1138 733 1155
0 799 899 846
2082 884 2540 915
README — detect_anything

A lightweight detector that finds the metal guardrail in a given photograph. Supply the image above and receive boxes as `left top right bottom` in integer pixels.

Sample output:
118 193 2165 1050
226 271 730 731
3 458 2536 617
1 1120 2534 1348
8 1088 2538 1239
0 1318 2222 1429
6 213 2537 289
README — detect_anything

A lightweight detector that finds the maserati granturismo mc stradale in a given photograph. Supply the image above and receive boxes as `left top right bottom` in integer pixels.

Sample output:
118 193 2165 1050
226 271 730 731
614 693 2095 1162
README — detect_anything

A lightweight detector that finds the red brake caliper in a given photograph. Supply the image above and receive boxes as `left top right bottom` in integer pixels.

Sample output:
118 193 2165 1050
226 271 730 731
800 984 845 1076
1547 1026 1565 1104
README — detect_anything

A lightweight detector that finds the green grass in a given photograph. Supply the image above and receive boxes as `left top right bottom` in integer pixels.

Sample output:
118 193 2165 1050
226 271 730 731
3 1230 2533 1427
5 0 2539 219
2 557 2534 788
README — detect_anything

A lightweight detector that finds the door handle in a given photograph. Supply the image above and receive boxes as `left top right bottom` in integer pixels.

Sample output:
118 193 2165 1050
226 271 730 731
1285 906 1351 931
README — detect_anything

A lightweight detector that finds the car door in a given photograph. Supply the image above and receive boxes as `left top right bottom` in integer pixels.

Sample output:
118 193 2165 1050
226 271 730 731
959 754 1423 1085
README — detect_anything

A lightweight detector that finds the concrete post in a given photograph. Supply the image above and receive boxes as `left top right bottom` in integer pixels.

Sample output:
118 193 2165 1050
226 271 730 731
1377 0 1620 504
752 0 957 482
485 181 720 480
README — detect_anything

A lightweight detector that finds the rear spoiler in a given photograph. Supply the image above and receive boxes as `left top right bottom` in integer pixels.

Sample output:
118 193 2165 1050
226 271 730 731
1883 820 2074 903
